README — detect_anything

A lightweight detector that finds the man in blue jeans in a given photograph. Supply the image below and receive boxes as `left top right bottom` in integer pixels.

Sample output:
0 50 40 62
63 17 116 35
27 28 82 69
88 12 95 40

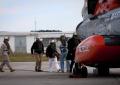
59 35 68 72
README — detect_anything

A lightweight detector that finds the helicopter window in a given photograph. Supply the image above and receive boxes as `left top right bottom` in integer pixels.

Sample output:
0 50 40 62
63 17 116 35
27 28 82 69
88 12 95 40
94 0 120 16
88 0 98 15
104 35 120 46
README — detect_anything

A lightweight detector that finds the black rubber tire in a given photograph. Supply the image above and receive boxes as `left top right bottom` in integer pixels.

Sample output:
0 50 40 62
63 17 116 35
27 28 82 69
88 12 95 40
81 66 88 78
73 63 81 75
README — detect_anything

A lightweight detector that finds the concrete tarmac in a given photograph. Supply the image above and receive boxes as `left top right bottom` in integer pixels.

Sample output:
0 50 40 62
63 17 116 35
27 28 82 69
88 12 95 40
0 62 120 85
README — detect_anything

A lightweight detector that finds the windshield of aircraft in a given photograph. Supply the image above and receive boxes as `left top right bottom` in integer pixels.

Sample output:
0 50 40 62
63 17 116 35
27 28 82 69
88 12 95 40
82 0 97 19
104 35 120 46
94 0 120 16
84 0 120 16
88 0 98 15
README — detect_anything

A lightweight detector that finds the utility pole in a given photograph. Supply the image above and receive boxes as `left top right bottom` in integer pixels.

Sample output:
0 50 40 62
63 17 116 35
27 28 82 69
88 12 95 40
34 17 37 32
34 17 38 41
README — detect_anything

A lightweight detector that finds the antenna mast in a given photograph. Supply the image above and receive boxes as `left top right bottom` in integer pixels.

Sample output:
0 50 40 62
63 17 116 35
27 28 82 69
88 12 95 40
34 17 37 32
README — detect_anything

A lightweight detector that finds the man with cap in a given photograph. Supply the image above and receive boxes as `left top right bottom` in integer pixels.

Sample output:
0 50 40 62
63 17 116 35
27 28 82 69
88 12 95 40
46 40 61 72
31 37 44 72
66 34 80 73
0 37 15 72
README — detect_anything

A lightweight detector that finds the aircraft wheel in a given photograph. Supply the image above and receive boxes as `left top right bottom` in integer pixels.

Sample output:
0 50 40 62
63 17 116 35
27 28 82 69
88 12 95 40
73 63 81 75
81 66 88 78
69 63 81 78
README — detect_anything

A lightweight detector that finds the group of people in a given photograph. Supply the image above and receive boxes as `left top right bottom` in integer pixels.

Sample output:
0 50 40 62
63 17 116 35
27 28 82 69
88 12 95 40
31 34 80 73
31 37 61 72
0 34 80 73
59 34 80 73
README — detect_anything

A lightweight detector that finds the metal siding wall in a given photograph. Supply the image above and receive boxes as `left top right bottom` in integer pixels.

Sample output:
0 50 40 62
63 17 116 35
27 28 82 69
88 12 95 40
9 36 15 53
15 36 27 53
0 37 4 47
26 36 35 53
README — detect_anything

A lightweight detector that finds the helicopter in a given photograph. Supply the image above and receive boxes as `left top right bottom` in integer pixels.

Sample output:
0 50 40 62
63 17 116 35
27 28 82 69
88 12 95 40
72 0 120 77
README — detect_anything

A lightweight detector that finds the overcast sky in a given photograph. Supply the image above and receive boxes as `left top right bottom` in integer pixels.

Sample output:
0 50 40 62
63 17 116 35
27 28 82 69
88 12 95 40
0 0 84 32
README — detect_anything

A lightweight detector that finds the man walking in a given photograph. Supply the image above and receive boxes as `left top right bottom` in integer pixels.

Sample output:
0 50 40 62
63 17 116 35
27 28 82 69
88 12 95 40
31 38 44 72
66 34 80 73
0 37 15 72
46 40 61 72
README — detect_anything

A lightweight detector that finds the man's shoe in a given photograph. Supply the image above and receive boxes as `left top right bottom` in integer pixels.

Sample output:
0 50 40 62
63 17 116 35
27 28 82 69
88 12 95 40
35 66 38 72
61 70 64 73
57 69 61 72
0 69 4 72
69 74 81 78
38 69 43 72
10 69 15 72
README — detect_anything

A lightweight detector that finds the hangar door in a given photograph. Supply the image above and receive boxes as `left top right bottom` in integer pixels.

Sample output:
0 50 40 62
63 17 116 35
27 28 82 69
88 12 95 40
15 36 26 53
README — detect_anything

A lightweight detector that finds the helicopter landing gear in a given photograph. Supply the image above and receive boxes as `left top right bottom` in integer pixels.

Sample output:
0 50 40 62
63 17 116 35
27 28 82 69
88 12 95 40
69 63 88 78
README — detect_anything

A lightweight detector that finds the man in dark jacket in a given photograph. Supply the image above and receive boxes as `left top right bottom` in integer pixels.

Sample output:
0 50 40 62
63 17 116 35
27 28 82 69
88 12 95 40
31 38 44 72
46 40 60 72
66 34 80 73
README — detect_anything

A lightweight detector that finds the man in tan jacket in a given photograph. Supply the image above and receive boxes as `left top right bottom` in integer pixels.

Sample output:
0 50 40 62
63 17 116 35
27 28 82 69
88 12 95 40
0 37 15 72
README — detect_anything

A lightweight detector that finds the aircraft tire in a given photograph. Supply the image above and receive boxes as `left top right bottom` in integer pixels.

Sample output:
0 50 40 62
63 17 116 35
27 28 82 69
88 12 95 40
73 63 81 75
81 66 88 78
